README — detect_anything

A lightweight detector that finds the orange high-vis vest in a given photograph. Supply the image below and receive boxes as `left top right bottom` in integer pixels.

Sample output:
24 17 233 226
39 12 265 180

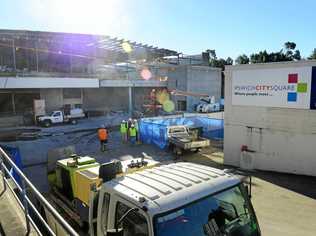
98 128 108 141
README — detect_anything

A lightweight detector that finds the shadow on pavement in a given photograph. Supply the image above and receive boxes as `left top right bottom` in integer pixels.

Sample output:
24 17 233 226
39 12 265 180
182 151 316 200
252 170 316 200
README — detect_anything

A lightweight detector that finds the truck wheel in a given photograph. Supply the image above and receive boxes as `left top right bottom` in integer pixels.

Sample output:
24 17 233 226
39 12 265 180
70 119 77 125
43 120 51 127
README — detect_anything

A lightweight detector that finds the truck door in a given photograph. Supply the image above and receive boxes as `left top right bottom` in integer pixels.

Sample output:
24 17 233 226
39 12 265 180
97 190 151 236
96 190 111 236
114 200 150 236
52 111 63 123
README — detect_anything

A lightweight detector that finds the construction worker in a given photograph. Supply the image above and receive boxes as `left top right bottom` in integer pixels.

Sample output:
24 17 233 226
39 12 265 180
120 120 128 142
129 124 137 145
127 118 133 129
98 125 108 152
134 119 140 143
127 118 133 140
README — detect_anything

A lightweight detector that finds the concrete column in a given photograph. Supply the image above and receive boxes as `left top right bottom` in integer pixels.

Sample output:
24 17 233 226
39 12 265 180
35 42 39 72
12 39 16 71
128 86 133 115
11 93 16 114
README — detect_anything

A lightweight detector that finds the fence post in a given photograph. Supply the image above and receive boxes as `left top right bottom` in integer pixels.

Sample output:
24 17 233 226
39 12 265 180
21 179 31 235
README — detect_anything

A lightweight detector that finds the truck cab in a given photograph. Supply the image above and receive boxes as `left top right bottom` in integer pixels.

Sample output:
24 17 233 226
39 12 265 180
166 125 210 155
47 156 260 236
166 125 189 139
95 162 261 236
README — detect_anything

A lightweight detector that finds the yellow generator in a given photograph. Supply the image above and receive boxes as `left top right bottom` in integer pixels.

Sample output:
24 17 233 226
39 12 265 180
48 154 104 225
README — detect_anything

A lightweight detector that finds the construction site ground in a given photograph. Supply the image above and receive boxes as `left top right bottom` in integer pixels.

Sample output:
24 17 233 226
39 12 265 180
0 114 315 236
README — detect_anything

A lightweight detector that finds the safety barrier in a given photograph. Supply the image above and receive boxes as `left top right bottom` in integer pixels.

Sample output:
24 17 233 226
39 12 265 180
0 147 79 236
139 116 224 149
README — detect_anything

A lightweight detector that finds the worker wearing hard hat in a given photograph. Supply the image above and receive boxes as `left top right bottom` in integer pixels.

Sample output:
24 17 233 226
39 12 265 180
127 118 133 129
98 125 108 152
127 118 133 140
129 124 137 145
134 119 140 144
120 120 128 142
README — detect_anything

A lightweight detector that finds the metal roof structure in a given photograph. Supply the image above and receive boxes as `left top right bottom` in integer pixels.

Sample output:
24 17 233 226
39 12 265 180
106 162 240 215
0 29 178 62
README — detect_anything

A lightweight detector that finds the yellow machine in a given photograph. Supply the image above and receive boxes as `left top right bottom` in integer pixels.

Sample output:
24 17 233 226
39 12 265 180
47 153 154 226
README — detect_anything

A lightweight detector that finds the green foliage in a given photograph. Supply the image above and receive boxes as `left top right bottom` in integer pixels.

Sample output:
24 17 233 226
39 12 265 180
235 54 250 64
226 57 233 65
308 49 316 60
249 42 301 64
207 41 309 66
284 41 296 50
205 49 233 70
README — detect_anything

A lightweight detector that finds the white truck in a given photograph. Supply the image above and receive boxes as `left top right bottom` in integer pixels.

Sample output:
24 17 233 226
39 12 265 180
37 109 85 127
45 155 261 236
167 125 210 155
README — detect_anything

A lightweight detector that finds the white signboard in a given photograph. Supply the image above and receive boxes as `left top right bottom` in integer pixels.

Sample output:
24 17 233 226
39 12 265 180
232 67 312 109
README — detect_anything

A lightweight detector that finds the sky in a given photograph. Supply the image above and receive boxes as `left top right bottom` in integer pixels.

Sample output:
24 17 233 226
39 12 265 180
1 0 316 59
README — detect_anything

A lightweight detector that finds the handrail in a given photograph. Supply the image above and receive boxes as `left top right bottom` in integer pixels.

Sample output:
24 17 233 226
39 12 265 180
0 147 79 236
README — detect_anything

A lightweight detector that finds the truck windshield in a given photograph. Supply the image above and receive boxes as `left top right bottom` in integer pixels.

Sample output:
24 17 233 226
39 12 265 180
154 184 260 236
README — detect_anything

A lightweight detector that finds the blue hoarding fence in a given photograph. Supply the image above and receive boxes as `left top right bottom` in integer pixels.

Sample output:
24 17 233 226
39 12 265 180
0 145 23 187
139 116 224 150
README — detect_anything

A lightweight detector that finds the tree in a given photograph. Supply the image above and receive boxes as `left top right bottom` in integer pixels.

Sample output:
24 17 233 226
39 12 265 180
226 57 233 65
308 49 316 60
284 41 296 50
293 50 301 60
235 54 250 64
206 49 217 60
204 50 233 69
249 42 301 64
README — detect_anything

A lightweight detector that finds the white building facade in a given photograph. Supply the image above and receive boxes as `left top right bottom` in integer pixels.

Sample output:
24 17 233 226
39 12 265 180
224 60 316 176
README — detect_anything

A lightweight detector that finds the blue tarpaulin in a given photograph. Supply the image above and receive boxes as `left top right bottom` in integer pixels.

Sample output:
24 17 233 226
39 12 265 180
139 116 224 149
0 145 23 187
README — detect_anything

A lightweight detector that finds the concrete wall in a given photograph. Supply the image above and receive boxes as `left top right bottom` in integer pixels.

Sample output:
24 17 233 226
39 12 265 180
39 87 163 114
40 88 63 112
82 88 129 112
0 116 24 127
186 66 221 112
224 61 316 176
167 66 188 110
167 65 221 112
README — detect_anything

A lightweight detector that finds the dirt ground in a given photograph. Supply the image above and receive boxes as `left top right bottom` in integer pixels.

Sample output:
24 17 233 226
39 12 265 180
1 115 316 235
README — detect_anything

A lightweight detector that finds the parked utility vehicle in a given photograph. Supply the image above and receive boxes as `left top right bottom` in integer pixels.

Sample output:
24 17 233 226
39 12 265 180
167 125 210 155
45 154 260 236
37 108 85 127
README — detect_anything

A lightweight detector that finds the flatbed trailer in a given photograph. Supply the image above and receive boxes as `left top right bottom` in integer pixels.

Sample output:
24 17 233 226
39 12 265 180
167 125 210 155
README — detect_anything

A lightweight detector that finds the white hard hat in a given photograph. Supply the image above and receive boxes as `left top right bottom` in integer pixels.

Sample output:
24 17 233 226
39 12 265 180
122 120 126 122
